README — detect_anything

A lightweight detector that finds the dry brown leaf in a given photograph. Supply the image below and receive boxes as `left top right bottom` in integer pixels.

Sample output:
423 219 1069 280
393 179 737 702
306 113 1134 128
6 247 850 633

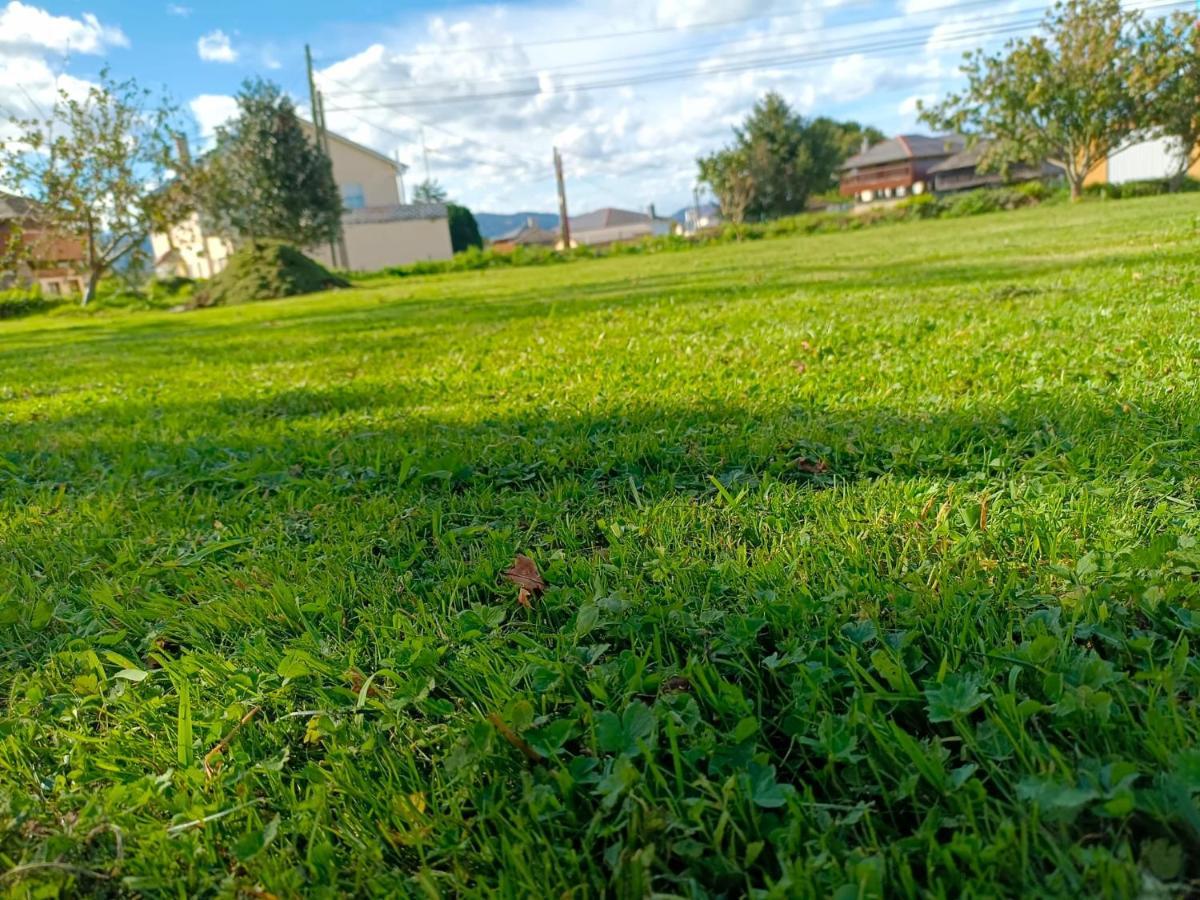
503 554 546 608
793 458 830 475
345 668 383 698
660 675 691 694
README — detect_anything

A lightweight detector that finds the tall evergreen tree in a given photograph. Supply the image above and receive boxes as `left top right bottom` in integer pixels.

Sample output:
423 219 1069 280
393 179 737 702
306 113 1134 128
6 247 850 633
446 204 482 253
697 93 855 222
203 80 342 247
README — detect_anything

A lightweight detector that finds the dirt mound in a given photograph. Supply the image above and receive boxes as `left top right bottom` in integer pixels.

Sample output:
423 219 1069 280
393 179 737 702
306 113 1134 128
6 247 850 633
194 241 349 307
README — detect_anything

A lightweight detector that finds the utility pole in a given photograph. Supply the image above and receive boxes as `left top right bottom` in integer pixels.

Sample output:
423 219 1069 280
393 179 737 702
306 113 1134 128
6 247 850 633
306 45 341 269
317 90 351 270
420 126 431 184
553 146 571 250
692 185 701 234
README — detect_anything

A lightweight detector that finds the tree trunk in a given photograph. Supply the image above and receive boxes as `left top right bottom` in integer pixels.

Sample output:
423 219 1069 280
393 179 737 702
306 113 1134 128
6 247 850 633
1068 175 1084 202
82 267 101 307
82 217 97 307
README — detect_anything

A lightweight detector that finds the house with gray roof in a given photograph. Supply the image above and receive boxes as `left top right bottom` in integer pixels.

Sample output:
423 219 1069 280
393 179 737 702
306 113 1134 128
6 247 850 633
151 123 452 277
490 216 560 251
929 141 1064 193
567 206 679 247
839 134 965 204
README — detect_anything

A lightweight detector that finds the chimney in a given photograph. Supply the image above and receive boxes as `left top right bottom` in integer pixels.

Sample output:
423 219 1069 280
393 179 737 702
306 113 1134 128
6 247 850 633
526 215 537 228
647 203 657 219
173 132 191 167
861 136 869 154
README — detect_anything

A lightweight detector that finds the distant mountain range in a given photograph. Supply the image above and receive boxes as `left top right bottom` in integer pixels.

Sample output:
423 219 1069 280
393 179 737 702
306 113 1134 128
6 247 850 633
475 205 720 239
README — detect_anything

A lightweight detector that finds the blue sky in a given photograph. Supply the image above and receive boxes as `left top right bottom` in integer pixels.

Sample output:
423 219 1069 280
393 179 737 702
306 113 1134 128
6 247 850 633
0 0 1166 213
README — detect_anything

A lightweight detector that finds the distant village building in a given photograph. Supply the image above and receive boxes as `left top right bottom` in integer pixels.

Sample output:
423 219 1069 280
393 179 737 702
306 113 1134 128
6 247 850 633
930 141 1063 193
0 192 86 296
567 206 679 248
490 216 559 252
151 124 453 278
839 134 965 204
683 202 722 234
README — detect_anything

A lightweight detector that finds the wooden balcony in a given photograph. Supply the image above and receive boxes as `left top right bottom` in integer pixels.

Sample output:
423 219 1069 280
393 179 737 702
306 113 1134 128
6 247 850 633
839 162 917 196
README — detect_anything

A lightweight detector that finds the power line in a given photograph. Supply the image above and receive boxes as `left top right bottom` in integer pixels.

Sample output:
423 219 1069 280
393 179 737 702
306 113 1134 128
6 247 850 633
326 0 1191 113
322 0 1042 100
323 17 1048 112
381 0 877 59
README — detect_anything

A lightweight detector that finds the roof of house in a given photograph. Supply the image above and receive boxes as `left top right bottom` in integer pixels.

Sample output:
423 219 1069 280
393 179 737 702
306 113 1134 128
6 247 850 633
0 192 42 220
494 221 559 243
569 207 654 232
841 134 966 170
343 203 448 226
928 141 992 174
928 141 1066 177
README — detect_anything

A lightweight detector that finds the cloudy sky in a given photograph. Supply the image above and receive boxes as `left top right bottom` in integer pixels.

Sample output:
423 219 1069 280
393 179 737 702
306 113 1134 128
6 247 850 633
0 0 1179 215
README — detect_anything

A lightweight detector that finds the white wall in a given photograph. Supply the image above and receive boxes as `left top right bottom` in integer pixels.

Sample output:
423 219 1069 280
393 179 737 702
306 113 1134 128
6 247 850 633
308 217 453 272
1108 136 1185 184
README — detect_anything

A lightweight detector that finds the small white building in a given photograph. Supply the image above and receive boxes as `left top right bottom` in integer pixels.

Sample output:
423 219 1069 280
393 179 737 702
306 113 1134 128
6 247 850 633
1086 134 1199 186
151 124 453 278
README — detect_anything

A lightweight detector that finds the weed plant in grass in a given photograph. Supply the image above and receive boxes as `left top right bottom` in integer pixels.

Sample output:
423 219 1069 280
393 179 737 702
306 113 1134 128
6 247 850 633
1 195 1199 896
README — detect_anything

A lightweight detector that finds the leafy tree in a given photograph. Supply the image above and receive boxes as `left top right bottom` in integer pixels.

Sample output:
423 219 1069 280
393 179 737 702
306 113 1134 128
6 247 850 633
697 93 845 222
919 0 1151 200
447 203 482 253
203 79 342 247
413 179 448 204
1142 12 1200 187
0 69 181 305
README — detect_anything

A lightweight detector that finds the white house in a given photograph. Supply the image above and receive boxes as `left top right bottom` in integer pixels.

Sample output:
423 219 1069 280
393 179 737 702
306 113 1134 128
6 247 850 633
152 124 453 278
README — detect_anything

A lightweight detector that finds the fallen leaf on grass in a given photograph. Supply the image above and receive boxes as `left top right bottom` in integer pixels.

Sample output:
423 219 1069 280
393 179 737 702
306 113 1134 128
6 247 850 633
503 554 546 608
660 676 691 694
790 360 807 374
345 668 383 699
793 458 829 475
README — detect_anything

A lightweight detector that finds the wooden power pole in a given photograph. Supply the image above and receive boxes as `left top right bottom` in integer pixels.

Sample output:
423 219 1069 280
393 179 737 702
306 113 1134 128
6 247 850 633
306 45 340 268
553 147 571 250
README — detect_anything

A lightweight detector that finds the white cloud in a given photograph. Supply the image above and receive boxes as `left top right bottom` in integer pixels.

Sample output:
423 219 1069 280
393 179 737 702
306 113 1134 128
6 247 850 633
297 0 1034 213
197 29 237 63
0 4 124 142
167 3 191 16
898 93 935 117
0 1 127 54
189 93 237 139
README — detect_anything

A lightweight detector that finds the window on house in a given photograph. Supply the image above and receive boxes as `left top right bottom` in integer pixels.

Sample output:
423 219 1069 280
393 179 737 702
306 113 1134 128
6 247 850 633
341 183 366 210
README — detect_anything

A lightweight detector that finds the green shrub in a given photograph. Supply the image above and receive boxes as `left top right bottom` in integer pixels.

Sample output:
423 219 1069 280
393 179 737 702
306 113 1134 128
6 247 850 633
896 194 943 219
193 241 348 307
0 286 59 319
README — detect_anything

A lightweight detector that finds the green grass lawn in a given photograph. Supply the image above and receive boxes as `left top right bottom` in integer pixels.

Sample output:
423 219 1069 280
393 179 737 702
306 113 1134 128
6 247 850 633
2 195 1200 897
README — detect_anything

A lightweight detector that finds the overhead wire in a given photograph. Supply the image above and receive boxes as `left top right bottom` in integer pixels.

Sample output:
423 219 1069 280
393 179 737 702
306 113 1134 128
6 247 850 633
323 0 1046 99
323 0 1190 111
326 0 1190 113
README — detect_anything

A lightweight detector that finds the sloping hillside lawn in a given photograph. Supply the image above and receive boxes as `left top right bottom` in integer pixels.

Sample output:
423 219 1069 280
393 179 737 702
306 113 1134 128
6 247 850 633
2 195 1199 896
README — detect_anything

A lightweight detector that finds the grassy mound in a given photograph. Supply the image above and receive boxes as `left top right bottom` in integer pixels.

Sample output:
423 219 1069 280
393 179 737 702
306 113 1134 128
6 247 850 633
194 240 348 307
